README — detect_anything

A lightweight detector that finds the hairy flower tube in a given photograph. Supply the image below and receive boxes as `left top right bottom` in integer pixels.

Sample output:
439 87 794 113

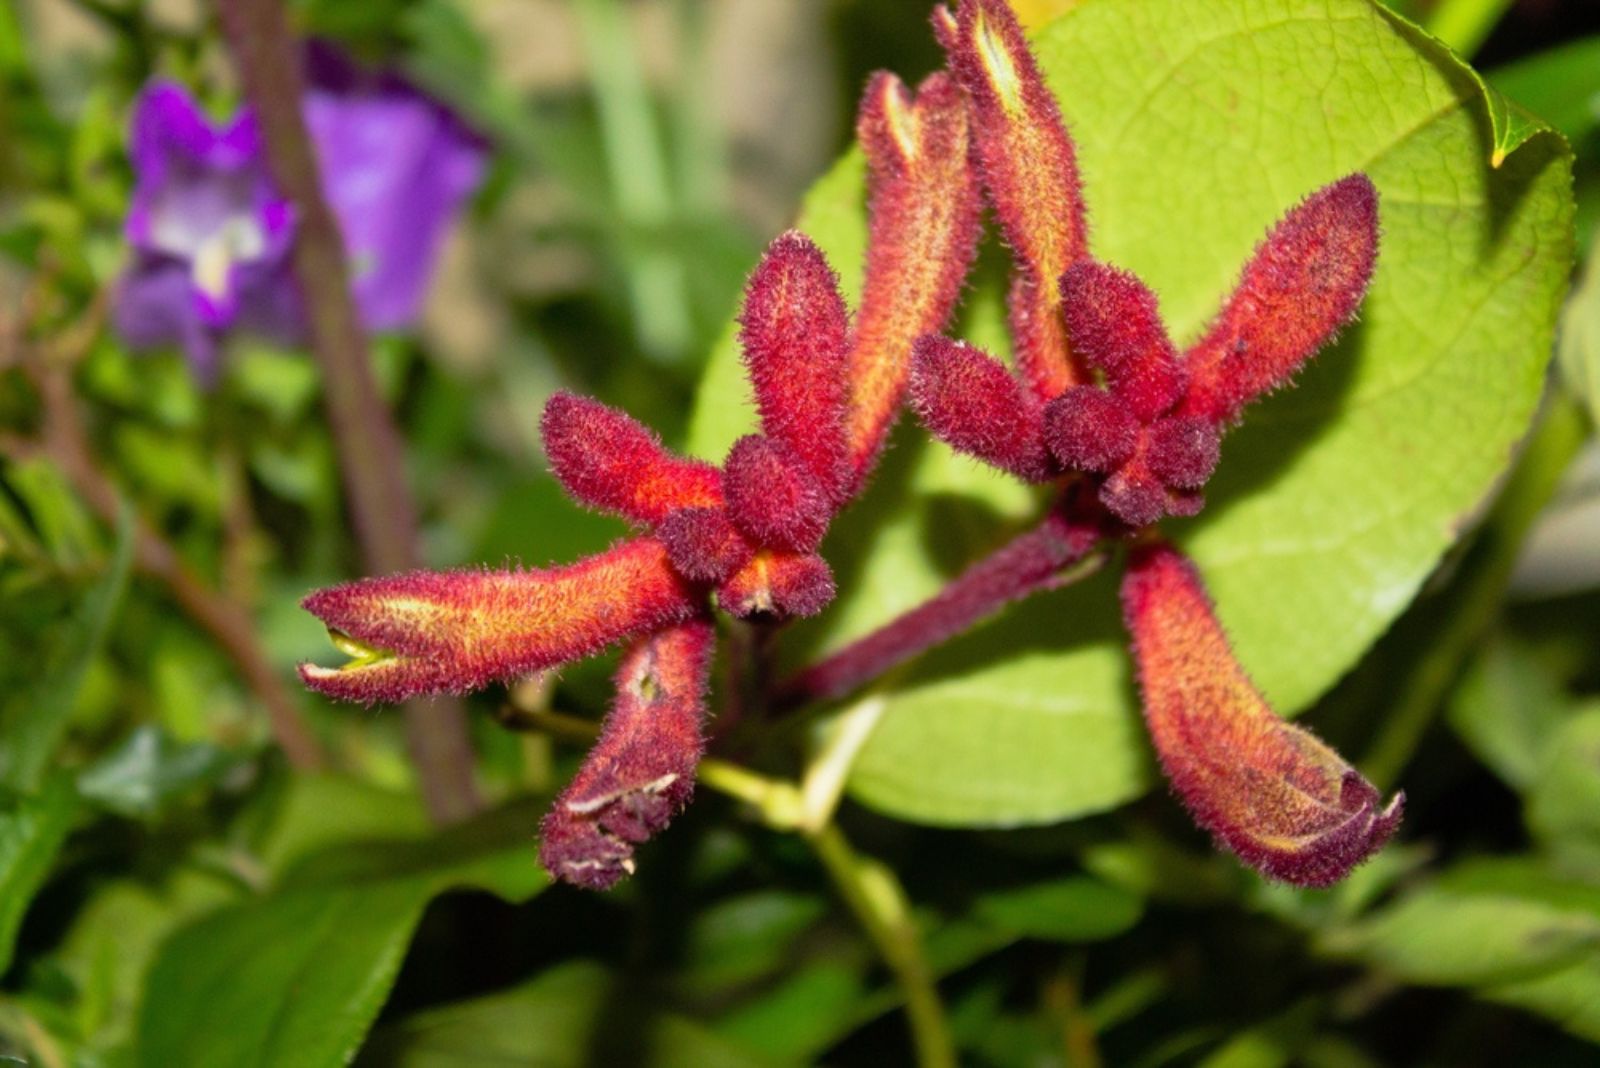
1122 543 1403 886
874 0 1392 885
114 47 485 379
302 68 980 887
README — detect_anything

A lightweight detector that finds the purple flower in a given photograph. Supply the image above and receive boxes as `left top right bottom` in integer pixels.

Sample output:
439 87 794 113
114 51 487 380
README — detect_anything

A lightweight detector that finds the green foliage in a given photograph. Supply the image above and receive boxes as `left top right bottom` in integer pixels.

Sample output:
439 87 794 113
0 776 77 975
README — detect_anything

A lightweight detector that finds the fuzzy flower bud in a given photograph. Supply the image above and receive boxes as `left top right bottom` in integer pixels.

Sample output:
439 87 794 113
1180 174 1380 426
909 335 1053 481
739 231 852 501
542 392 723 526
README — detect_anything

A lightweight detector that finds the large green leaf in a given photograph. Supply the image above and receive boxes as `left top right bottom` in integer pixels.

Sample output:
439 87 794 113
136 795 549 1068
689 0 1573 826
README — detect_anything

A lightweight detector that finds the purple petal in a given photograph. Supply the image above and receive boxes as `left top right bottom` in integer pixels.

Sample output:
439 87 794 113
113 256 223 382
302 51 487 330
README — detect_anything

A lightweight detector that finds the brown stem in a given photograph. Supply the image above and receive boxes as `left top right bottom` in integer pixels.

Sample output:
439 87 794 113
777 508 1105 710
217 0 481 821
12 365 327 770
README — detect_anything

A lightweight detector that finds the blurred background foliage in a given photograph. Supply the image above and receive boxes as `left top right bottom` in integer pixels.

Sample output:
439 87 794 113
2 0 1600 1065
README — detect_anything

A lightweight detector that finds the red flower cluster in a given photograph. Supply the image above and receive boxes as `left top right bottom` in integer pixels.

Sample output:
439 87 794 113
904 0 1398 885
301 71 980 888
302 0 1404 891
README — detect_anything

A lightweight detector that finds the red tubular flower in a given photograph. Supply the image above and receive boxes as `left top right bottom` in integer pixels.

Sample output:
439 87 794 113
941 0 1087 398
539 618 715 890
847 70 983 488
739 231 852 500
1121 542 1403 887
300 538 697 705
541 392 723 524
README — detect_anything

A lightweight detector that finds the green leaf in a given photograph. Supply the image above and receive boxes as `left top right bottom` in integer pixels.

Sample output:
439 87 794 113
1322 859 1600 1040
0 776 77 974
970 874 1143 943
689 0 1573 826
670 890 829 999
74 726 236 819
136 796 549 1068
1489 36 1600 145
1445 633 1570 791
138 881 430 1068
0 507 133 792
360 960 785 1068
1525 703 1600 865
1560 229 1600 425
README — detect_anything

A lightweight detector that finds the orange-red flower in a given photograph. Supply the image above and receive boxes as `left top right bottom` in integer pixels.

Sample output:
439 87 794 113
904 0 1396 884
301 56 981 887
1122 543 1403 886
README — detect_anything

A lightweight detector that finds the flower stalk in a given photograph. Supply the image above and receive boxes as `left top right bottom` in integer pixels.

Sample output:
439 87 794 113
217 0 479 821
779 504 1106 708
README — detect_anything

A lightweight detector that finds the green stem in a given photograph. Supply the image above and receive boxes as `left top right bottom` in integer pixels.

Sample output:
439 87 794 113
1360 396 1589 789
1422 0 1514 58
217 0 480 822
809 824 957 1068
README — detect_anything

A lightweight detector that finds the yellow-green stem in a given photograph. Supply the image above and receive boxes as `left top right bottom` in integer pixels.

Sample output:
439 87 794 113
808 823 957 1068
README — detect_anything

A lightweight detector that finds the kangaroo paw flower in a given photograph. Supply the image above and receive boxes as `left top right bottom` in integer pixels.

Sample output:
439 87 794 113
848 70 982 484
299 538 697 704
539 619 715 889
541 392 723 526
1180 174 1380 425
740 231 852 500
1121 542 1402 886
909 335 1053 481
943 0 1088 398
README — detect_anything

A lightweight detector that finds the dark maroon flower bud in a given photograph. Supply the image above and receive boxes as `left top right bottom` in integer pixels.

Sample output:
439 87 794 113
909 335 1054 481
1041 385 1139 473
723 435 832 553
1144 416 1221 490
657 507 753 584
